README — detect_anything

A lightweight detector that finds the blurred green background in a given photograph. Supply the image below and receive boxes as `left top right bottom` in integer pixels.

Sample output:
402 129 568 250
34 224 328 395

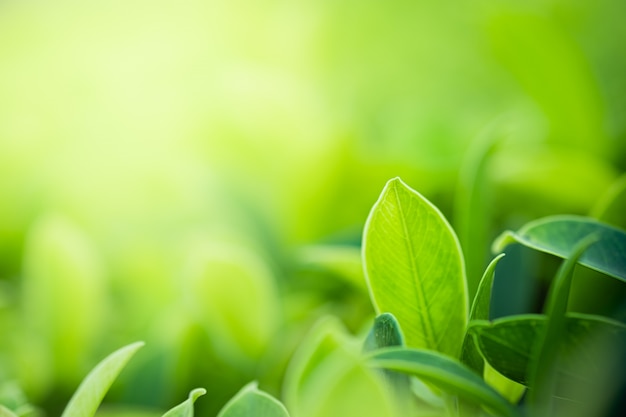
0 0 625 416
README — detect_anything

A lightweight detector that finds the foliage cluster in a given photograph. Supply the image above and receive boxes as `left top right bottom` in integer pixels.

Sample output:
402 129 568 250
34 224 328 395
2 175 625 417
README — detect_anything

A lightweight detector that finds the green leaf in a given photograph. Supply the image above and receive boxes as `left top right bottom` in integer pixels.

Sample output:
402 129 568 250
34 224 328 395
363 177 468 357
367 347 519 417
362 314 412 411
460 254 505 373
217 382 289 417
61 342 144 417
162 389 206 417
493 215 626 282
527 235 598 414
362 313 405 352
470 314 626 385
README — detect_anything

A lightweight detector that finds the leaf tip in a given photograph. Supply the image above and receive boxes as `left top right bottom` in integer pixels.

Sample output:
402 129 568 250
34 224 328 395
189 388 207 402
491 231 516 254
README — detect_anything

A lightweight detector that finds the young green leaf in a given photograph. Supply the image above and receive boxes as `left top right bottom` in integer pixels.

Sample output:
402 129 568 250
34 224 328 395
362 313 405 352
61 342 144 417
460 254 505 374
527 235 598 414
470 314 626 385
363 177 468 357
362 313 412 411
367 347 519 417
493 215 626 282
162 389 206 417
217 382 289 417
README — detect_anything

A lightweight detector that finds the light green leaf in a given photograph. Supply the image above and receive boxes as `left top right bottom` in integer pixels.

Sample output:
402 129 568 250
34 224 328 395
61 342 144 417
217 382 289 417
460 254 505 373
470 314 626 385
162 389 206 417
283 317 396 417
282 317 349 416
493 215 626 282
363 177 468 357
367 347 519 417
483 363 525 406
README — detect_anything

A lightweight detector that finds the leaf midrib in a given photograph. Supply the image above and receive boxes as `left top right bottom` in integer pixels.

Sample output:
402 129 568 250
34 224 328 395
393 184 437 351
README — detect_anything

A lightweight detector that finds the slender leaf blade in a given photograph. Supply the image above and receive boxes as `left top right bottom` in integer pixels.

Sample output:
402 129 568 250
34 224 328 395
367 347 519 417
363 177 468 357
217 382 289 417
527 235 598 413
460 254 505 373
493 215 626 282
61 342 144 417
162 389 206 417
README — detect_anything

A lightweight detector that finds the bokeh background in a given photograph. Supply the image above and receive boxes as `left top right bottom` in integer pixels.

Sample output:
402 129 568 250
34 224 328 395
1 0 625 416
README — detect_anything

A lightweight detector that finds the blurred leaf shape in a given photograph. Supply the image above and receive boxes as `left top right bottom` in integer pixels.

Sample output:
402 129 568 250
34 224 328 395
183 241 280 360
162 389 205 417
61 342 144 417
0 406 18 417
363 177 467 357
367 347 519 417
493 215 626 282
283 317 395 417
591 173 626 230
470 314 626 386
217 382 288 417
21 214 106 387
296 245 366 292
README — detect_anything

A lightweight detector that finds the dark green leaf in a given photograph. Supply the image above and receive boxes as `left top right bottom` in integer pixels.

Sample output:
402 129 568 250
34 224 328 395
527 235 598 413
470 314 626 385
493 215 626 282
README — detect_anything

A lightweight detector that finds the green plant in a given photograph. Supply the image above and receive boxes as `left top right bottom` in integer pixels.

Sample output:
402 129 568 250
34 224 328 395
2 177 624 417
